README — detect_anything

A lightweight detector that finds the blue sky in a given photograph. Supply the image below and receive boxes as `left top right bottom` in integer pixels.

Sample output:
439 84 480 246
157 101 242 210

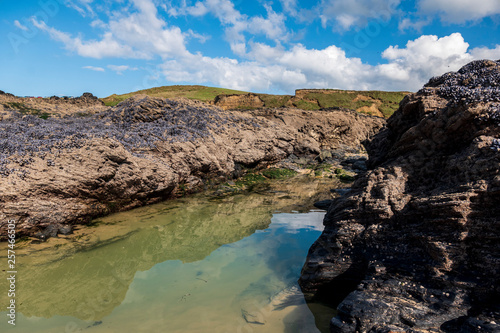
1 0 500 97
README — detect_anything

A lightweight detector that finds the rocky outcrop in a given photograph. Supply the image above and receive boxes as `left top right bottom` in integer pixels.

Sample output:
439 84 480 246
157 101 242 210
0 92 107 118
214 93 265 110
0 95 385 239
300 60 500 332
46 92 104 106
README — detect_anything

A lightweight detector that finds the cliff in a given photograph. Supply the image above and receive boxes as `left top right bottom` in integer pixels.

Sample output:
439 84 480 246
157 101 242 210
299 60 500 332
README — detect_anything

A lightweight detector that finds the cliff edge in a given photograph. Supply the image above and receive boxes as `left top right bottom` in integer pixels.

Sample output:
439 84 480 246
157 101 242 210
299 60 500 332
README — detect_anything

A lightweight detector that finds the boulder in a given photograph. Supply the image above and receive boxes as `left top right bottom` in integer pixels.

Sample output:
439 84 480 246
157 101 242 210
300 60 500 332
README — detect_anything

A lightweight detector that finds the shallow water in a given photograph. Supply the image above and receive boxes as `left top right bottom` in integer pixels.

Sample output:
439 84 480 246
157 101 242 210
0 177 338 332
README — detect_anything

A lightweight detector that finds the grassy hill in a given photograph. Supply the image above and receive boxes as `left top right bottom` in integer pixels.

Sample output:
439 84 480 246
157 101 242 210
101 85 248 106
101 85 410 118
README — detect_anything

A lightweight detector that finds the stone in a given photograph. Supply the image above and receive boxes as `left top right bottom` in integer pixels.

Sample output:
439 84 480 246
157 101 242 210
300 60 500 332
314 200 333 210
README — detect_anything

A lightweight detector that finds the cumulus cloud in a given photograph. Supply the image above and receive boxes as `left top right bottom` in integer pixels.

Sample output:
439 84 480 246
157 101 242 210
161 32 500 93
161 43 373 92
418 0 500 23
470 45 500 60
169 0 290 55
33 0 188 59
379 33 474 90
318 0 400 30
33 0 500 94
83 65 105 72
161 53 309 92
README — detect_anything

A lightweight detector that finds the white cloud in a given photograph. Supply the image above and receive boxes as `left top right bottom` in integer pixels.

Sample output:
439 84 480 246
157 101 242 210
169 0 290 54
83 65 105 72
379 33 474 90
398 17 432 32
32 19 143 58
278 0 317 22
470 45 500 60
66 0 96 17
418 0 500 23
14 20 29 31
161 43 373 92
33 0 189 59
318 0 400 30
161 32 500 93
185 29 210 43
107 65 138 74
161 53 308 92
33 0 500 94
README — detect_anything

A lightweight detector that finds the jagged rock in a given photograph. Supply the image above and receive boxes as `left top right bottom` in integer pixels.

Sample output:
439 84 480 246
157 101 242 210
300 60 500 332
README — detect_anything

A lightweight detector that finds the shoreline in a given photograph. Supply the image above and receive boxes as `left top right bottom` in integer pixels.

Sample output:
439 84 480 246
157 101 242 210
0 95 385 241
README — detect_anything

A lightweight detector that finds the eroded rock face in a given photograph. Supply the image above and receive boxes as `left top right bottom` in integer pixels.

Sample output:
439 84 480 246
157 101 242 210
0 95 385 239
300 60 500 332
214 93 265 110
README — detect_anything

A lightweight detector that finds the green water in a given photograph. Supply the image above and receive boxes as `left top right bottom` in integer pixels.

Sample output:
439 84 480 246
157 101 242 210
0 177 338 332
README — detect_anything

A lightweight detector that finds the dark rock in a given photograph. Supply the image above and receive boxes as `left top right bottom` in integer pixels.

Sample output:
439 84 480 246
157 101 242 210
0 90 15 98
314 200 333 210
352 160 367 171
331 188 351 196
300 60 500 332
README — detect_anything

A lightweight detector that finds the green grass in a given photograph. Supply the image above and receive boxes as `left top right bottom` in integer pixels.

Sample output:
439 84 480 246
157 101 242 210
298 90 408 117
101 85 409 118
258 94 292 108
292 100 321 110
101 85 249 106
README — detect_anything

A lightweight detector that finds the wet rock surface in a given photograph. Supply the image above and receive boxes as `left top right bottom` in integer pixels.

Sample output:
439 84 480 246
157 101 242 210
0 95 384 240
299 60 500 332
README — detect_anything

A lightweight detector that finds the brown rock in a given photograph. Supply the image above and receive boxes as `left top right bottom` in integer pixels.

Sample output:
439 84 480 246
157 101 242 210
300 60 500 332
0 96 385 239
214 93 264 110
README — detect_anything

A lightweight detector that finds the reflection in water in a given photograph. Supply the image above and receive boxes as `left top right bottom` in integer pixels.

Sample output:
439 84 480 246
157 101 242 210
0 177 338 332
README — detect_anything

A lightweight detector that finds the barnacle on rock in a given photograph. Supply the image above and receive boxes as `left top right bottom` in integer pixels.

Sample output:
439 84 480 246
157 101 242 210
421 60 500 106
0 96 259 177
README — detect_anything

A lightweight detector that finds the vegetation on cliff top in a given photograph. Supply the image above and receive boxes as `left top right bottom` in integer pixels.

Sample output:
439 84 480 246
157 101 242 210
101 85 248 106
102 85 409 118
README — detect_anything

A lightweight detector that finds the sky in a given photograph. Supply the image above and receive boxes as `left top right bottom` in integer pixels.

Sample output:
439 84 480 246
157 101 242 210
1 0 500 97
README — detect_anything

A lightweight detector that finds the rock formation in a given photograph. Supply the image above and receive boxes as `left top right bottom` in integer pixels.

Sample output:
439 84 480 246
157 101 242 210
0 92 107 118
214 93 265 110
0 95 384 240
299 60 500 332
